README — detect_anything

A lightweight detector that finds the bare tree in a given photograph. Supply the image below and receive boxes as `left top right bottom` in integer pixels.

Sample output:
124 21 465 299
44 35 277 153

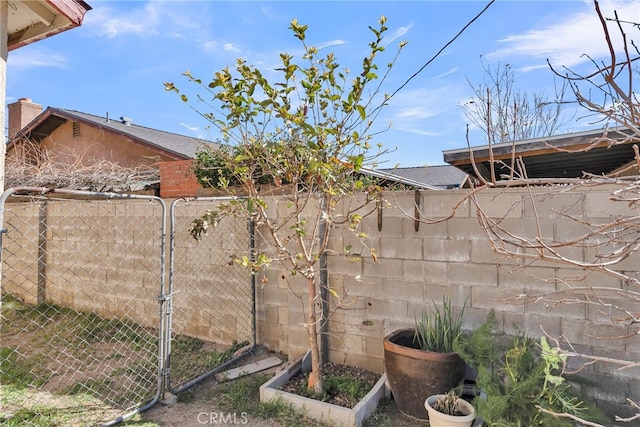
404 1 639 423
5 137 159 191
463 60 569 145
464 1 640 423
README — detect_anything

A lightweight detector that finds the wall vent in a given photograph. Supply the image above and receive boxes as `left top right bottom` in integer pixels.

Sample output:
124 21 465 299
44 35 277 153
72 122 81 137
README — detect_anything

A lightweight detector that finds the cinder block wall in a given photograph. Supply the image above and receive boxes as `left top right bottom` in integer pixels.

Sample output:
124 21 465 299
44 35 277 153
255 186 639 418
1 197 253 346
2 186 637 417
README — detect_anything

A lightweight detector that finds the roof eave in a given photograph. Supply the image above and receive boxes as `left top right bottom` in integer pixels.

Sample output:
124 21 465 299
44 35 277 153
10 108 190 161
8 0 92 52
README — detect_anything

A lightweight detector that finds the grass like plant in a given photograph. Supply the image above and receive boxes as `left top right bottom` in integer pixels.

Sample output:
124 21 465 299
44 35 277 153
414 296 466 353
433 390 468 416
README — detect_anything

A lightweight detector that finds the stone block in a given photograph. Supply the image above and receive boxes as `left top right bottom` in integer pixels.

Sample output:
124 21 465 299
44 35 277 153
403 259 447 284
471 286 524 313
380 237 423 260
407 219 449 239
446 218 486 241
342 275 384 299
503 312 561 339
327 253 363 276
363 257 404 279
561 319 628 351
363 335 385 360
448 262 498 287
420 191 471 219
381 279 424 303
364 297 408 320
472 191 523 219
346 352 384 375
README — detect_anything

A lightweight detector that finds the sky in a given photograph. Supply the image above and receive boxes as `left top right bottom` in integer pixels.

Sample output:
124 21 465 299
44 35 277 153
6 0 639 168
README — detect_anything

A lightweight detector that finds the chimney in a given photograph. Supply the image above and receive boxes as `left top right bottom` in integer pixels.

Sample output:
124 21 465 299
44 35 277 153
8 98 43 139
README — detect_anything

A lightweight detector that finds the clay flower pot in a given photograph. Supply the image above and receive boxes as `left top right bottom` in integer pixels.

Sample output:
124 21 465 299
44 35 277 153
383 328 466 420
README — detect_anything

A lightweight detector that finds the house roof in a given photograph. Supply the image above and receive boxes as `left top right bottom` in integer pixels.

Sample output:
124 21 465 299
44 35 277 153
7 0 92 51
361 168 443 191
12 107 212 160
378 165 468 189
442 127 639 180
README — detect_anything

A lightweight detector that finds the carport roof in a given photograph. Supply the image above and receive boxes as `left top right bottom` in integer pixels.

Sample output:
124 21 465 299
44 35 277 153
443 127 638 180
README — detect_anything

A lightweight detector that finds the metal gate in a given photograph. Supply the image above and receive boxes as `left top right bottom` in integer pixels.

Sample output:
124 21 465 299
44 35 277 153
0 189 256 426
0 188 166 426
165 197 255 393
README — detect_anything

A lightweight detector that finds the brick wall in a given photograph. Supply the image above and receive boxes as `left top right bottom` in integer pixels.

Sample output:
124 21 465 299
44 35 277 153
159 160 201 198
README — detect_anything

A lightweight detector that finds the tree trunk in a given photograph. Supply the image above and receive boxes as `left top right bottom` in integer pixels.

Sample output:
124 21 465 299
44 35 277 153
306 275 323 393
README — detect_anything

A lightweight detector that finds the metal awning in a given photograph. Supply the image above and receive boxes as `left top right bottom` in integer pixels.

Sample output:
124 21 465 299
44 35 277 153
443 127 638 180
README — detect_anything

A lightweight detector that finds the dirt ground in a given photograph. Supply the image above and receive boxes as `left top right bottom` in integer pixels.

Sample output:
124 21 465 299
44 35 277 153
141 347 429 427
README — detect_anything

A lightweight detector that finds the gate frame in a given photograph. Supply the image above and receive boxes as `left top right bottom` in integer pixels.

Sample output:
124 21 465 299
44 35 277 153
165 197 256 395
0 187 168 427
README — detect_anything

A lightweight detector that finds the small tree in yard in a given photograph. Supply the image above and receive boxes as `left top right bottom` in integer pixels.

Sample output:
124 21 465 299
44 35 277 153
165 17 405 394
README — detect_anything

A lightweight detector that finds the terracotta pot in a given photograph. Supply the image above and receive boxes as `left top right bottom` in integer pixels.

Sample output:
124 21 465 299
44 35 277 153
425 394 476 427
383 328 466 420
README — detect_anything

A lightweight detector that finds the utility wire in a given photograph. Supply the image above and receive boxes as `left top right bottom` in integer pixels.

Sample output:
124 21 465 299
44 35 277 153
387 0 496 102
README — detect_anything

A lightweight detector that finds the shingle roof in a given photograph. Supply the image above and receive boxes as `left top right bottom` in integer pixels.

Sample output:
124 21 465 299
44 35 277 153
379 165 468 189
55 109 213 158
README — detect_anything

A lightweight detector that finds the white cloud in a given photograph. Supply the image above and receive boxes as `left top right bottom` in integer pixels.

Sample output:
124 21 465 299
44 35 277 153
396 106 439 120
317 40 345 50
224 43 241 53
437 67 458 78
179 123 199 132
385 24 412 47
488 1 639 71
398 127 441 137
84 5 154 38
387 85 466 137
203 40 245 56
8 47 68 70
84 1 202 39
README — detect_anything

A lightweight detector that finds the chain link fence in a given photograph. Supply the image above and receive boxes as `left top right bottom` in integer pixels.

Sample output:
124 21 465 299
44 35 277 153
0 189 256 426
0 188 166 426
166 198 255 393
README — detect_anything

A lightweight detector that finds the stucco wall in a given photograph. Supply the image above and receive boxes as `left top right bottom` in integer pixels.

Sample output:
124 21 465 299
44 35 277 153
39 120 177 168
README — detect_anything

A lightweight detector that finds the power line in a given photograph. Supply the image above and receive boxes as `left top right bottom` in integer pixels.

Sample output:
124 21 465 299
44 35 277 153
387 0 496 101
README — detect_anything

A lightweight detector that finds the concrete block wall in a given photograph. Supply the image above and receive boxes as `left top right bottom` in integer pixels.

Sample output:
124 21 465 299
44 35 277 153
1 199 165 329
2 185 637 417
255 186 639 418
168 200 254 345
1 198 254 346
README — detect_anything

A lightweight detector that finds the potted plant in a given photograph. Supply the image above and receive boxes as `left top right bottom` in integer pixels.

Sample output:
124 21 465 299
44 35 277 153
383 296 467 420
425 390 476 427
